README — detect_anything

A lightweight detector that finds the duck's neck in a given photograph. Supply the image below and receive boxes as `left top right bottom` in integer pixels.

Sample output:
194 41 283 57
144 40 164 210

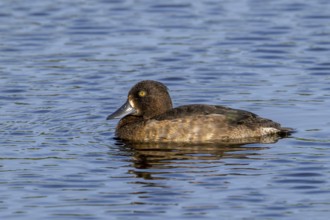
117 115 143 129
143 98 173 119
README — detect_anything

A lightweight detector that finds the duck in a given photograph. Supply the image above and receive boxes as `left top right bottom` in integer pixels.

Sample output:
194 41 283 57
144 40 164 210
107 80 292 144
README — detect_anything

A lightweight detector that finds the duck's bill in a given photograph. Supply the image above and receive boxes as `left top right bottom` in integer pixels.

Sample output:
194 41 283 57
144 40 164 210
107 100 136 120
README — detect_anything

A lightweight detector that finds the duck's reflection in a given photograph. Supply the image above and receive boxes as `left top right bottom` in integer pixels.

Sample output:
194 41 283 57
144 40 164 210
116 134 284 170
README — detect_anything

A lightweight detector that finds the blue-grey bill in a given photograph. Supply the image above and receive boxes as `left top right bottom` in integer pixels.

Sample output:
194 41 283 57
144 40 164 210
106 100 136 120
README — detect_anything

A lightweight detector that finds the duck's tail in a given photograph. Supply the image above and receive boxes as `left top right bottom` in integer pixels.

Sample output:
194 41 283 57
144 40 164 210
278 127 295 137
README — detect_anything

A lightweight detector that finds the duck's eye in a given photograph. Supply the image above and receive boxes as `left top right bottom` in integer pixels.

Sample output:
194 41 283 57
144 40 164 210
138 90 147 97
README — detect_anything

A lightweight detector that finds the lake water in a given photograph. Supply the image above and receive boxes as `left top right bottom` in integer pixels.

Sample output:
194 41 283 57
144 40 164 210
1 0 330 219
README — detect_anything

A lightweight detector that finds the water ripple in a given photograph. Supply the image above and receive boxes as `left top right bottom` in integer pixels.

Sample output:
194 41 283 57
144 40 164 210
1 0 330 219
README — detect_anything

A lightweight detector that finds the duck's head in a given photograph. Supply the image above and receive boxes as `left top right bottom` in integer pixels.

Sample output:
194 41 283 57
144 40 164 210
107 80 173 120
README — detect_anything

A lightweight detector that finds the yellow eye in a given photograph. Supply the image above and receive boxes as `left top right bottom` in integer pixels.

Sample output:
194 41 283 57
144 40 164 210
138 90 147 97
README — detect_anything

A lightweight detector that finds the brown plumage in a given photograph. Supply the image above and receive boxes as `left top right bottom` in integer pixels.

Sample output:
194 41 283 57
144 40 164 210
107 80 293 144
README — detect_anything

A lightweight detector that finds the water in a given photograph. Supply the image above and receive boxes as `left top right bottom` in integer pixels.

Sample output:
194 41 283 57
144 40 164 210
1 0 330 219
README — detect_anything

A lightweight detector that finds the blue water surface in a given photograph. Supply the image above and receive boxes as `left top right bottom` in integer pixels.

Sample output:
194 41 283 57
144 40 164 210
1 0 330 219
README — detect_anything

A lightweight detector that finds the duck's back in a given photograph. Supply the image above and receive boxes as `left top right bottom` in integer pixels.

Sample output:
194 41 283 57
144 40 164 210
116 104 291 143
